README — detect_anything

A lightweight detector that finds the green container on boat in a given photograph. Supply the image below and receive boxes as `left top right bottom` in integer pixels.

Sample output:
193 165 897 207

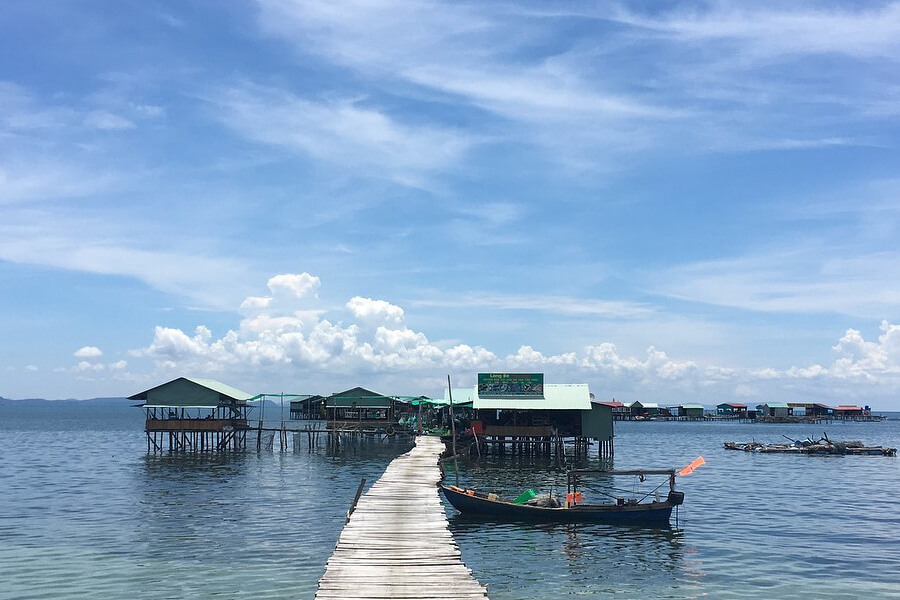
512 488 536 504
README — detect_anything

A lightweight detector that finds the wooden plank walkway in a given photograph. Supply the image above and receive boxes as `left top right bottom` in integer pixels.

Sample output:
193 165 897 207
316 435 489 600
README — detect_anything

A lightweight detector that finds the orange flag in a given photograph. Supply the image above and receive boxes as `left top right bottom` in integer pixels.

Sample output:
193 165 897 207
679 456 705 476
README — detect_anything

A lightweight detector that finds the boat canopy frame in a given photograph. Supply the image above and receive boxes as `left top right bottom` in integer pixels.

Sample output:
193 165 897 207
566 468 678 499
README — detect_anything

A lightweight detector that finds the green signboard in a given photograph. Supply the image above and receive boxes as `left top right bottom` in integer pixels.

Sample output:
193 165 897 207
477 373 544 399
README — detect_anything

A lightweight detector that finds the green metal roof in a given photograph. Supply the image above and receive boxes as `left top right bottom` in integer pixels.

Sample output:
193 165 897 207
128 376 254 407
327 387 394 408
472 383 591 411
184 377 254 401
763 402 790 408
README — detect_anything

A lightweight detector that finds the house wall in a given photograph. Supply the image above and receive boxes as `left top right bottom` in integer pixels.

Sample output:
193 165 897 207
581 404 613 440
479 409 584 436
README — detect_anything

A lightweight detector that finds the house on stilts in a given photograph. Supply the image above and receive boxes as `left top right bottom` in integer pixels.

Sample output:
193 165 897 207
446 373 614 462
129 377 254 452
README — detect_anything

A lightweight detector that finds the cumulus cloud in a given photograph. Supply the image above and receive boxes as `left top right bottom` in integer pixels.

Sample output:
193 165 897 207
241 273 321 314
347 296 405 328
74 346 103 358
130 273 900 404
76 361 104 372
830 321 900 377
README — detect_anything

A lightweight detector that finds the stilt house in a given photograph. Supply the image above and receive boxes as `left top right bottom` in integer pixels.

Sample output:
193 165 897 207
324 386 409 433
130 377 254 452
450 374 614 458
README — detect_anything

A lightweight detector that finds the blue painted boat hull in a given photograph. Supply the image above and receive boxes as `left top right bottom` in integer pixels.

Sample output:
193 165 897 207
441 485 676 526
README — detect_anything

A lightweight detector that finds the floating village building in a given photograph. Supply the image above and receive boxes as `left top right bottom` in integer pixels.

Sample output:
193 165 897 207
757 402 792 418
834 404 865 418
445 374 615 459
628 400 661 418
787 402 833 417
602 400 628 420
129 377 254 452
716 402 749 418
320 386 419 434
289 395 325 420
678 404 705 419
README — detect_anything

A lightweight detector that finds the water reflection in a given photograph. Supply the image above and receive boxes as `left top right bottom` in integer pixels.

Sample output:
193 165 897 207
444 452 704 599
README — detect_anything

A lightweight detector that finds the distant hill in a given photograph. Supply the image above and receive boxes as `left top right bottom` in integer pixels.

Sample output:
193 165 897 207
0 396 129 404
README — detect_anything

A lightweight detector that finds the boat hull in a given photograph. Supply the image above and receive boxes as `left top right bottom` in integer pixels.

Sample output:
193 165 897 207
441 485 675 525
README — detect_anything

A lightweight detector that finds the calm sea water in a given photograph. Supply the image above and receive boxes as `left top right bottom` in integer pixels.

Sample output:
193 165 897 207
1 401 899 599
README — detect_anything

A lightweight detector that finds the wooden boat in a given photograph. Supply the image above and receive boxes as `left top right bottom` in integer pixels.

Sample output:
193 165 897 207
441 468 684 526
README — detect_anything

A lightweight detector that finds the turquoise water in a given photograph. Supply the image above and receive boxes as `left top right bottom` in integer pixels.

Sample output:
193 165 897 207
1 401 899 599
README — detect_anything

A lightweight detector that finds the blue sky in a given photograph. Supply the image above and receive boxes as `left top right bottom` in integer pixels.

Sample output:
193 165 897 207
2 0 900 407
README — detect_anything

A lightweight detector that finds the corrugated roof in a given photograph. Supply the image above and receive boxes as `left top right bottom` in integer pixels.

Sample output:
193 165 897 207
472 383 591 410
128 376 253 403
681 404 705 409
184 377 254 401
763 402 790 408
327 387 393 408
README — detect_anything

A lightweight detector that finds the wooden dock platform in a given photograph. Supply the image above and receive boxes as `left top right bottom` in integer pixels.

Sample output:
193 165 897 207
316 435 489 600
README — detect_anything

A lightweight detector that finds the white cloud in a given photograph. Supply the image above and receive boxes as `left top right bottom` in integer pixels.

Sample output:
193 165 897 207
83 111 135 130
830 321 900 377
74 346 103 359
210 84 475 187
653 246 900 318
612 3 900 60
268 273 320 299
251 0 899 168
129 273 900 405
0 208 253 310
76 361 104 372
347 297 405 328
0 162 118 205
132 103 166 118
415 293 655 318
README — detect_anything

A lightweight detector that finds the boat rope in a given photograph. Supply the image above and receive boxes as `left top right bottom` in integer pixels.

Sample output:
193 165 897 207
636 479 670 503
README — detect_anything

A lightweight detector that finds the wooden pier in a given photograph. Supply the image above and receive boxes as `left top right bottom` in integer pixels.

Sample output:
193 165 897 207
316 436 489 600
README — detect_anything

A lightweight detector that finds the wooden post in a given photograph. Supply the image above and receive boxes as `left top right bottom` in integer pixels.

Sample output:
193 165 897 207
347 477 367 522
448 375 459 486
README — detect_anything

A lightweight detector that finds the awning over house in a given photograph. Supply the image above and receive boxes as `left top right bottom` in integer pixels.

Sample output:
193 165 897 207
471 383 591 411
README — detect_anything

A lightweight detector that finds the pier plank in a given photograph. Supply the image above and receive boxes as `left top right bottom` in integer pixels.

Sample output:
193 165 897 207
316 436 489 600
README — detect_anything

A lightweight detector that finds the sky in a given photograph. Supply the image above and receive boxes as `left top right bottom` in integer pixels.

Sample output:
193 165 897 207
2 0 900 407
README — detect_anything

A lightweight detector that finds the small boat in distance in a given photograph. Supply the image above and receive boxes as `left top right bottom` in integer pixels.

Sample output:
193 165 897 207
441 468 685 526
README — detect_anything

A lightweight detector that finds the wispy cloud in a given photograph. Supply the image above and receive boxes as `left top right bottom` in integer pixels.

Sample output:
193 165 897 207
653 247 900 318
0 161 119 205
0 207 254 310
610 3 900 60
83 110 135 130
207 84 476 188
413 293 656 319
251 0 900 171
